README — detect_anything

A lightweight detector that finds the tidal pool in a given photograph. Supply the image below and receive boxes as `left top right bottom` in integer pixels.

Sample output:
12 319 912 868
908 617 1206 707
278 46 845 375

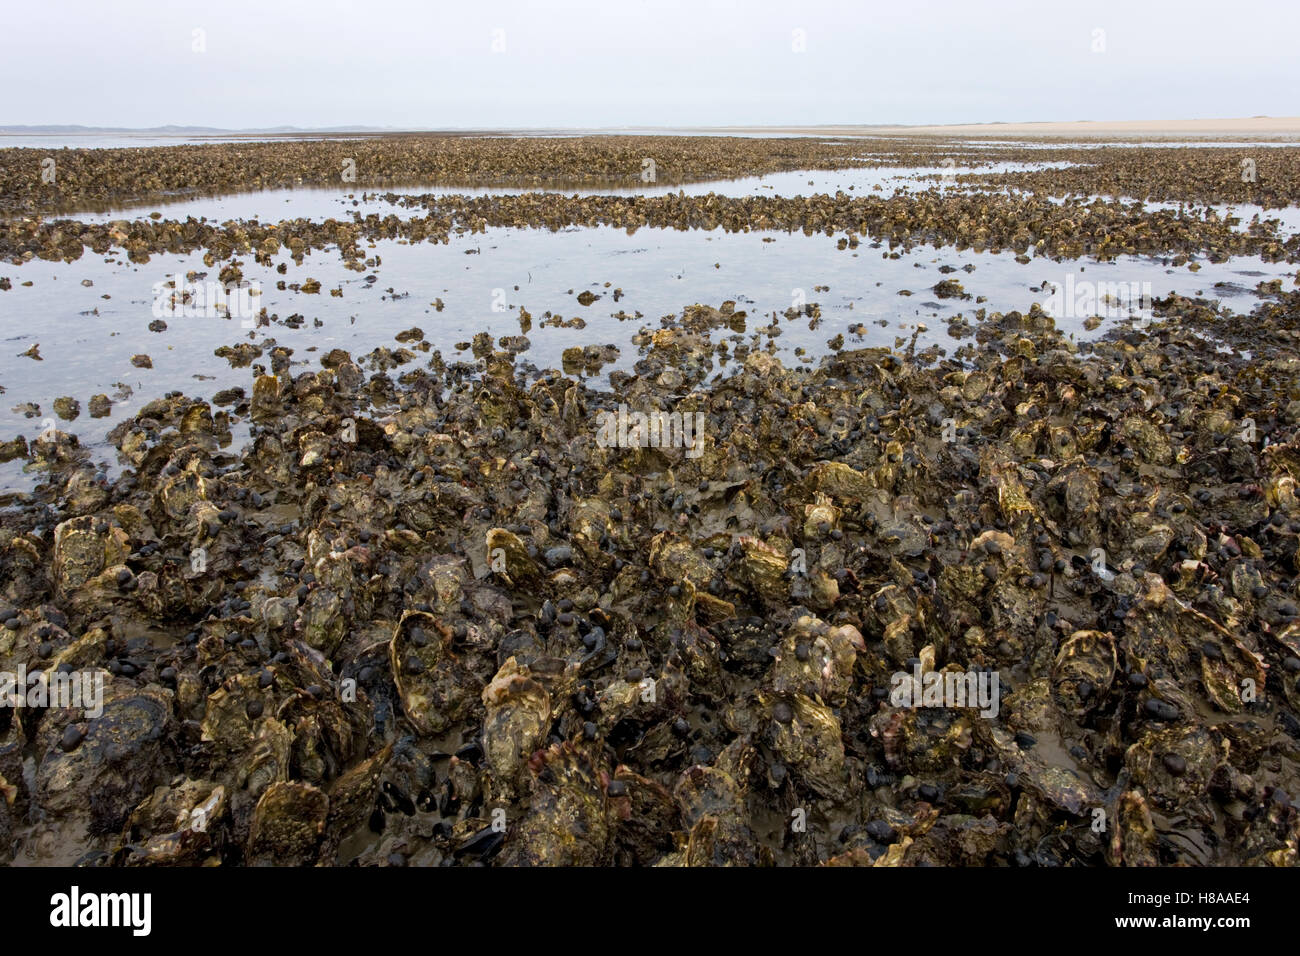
0 216 1291 493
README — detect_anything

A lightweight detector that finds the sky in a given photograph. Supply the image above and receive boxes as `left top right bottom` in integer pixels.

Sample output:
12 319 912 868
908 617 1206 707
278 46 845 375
3 0 1297 129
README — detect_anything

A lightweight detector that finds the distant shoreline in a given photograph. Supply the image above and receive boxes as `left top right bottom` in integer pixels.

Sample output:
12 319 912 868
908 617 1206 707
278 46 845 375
690 118 1300 139
2 118 1299 150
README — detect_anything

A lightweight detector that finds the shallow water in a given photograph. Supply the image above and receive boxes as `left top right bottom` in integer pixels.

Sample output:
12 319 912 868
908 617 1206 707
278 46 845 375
59 161 1075 223
1123 200 1300 239
0 216 1291 493
3 155 1296 494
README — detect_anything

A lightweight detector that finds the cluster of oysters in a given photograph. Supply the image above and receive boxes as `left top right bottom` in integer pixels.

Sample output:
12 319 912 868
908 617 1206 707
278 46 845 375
1 281 1299 866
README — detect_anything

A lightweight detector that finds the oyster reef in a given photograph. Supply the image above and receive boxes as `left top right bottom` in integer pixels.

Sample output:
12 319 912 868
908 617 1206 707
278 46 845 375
0 130 1298 868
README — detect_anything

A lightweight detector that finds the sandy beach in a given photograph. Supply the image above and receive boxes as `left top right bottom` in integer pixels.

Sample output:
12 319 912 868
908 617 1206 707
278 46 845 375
697 116 1300 139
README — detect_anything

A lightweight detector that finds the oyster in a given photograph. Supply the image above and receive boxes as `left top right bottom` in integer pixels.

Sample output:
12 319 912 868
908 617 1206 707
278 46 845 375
481 657 552 799
388 610 479 736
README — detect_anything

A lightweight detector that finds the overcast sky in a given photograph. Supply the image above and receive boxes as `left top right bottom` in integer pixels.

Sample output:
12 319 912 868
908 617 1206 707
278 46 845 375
4 0 1297 129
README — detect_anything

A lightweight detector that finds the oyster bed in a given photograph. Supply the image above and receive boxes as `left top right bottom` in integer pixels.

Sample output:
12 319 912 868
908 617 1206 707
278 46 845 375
5 134 1300 215
0 290 1299 865
0 134 1299 867
4 221 1294 486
